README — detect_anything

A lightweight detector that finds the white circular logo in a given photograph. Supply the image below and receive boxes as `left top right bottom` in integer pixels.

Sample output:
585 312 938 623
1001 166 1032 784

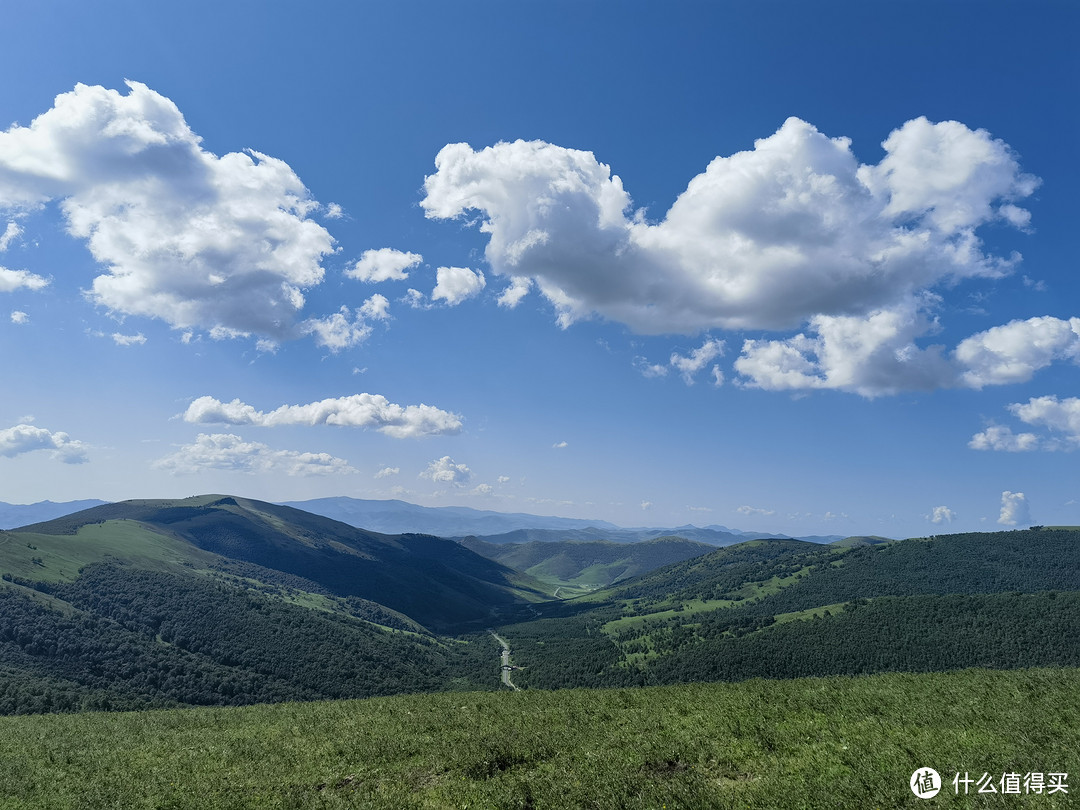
910 768 941 798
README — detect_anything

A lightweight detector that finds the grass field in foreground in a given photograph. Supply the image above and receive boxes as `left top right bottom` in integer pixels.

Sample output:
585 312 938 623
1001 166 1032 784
0 668 1076 809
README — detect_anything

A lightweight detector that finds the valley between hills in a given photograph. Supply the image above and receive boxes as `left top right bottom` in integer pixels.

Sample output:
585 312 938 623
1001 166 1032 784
0 494 1077 808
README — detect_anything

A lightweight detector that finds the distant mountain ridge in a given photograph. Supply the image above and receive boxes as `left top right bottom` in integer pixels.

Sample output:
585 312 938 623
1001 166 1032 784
0 500 110 530
278 497 621 537
1 495 847 545
280 497 846 545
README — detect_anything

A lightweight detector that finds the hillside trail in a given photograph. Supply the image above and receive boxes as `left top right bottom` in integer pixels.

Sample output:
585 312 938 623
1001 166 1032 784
489 631 520 691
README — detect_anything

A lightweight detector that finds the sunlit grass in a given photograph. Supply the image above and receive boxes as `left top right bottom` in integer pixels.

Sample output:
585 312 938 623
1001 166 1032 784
0 668 1075 809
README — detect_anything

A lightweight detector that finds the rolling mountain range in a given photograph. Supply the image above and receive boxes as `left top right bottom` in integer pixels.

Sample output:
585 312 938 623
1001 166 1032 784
0 494 1076 718
280 496 845 544
1 495 845 545
277 497 622 537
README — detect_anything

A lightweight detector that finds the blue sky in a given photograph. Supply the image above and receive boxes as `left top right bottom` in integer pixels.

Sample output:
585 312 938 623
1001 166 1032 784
0 1 1077 538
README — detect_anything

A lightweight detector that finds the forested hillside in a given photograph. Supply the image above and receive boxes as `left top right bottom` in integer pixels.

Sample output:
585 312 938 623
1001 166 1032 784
497 528 1080 690
0 565 498 714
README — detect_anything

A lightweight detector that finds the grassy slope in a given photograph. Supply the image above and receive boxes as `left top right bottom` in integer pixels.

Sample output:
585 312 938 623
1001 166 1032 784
0 668 1075 809
0 520 218 583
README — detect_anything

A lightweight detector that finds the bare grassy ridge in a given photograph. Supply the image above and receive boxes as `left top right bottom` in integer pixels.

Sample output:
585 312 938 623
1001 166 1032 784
0 667 1076 809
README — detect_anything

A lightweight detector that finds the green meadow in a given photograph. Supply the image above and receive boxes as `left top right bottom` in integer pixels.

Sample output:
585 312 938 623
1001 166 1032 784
0 667 1076 809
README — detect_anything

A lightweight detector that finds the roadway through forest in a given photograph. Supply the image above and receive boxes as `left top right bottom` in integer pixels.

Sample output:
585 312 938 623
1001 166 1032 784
489 631 519 691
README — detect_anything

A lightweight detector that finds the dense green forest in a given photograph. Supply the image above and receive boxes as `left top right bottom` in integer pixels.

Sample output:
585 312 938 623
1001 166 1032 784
498 529 1080 690
0 565 498 714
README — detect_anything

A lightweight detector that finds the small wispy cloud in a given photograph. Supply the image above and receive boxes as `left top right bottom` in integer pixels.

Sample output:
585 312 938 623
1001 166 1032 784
112 332 147 347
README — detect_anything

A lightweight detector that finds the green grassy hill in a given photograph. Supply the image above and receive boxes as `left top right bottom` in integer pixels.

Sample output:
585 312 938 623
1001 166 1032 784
0 667 1075 809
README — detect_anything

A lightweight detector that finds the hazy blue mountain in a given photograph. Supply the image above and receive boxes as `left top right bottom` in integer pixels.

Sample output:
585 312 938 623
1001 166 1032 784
458 526 846 546
281 496 846 544
279 497 621 537
0 499 109 529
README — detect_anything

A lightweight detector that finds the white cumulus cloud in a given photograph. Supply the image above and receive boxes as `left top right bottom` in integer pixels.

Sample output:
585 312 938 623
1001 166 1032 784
153 433 355 476
971 396 1080 452
301 307 373 352
10 310 28 324
422 119 1052 397
347 248 422 283
422 118 1034 336
431 266 485 306
927 505 956 524
969 425 1041 452
420 455 472 487
955 316 1080 388
1010 396 1080 444
375 466 400 479
183 394 463 439
0 82 336 340
998 490 1030 526
735 297 955 397
0 423 89 464
359 293 390 321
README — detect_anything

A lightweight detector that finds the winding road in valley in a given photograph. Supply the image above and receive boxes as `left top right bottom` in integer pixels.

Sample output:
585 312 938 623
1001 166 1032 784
489 631 520 691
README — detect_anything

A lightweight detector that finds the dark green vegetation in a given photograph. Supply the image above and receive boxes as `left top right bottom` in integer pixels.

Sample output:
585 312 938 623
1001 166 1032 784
460 535 715 595
1 668 1076 809
497 528 1080 690
0 567 497 714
